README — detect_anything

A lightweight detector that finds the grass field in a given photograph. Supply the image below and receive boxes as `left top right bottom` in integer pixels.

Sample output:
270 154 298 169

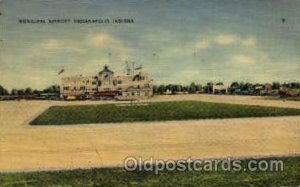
30 101 300 125
0 156 299 186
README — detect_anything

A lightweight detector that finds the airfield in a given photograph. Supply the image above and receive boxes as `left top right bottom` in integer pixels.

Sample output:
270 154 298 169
0 94 299 172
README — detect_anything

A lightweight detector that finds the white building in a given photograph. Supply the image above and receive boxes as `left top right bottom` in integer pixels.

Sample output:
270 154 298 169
212 84 228 94
60 65 153 99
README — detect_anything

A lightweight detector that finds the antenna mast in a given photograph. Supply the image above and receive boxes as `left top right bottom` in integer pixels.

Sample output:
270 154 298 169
125 61 136 75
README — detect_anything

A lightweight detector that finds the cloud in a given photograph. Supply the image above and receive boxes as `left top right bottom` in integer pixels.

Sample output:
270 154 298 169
213 34 257 47
214 34 238 45
87 33 117 47
40 34 119 53
231 54 255 64
241 36 256 46
195 40 210 49
41 39 61 50
85 33 133 60
39 39 86 54
163 46 194 57
76 58 111 75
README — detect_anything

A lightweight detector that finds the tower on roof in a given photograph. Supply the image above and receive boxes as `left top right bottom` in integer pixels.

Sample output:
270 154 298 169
99 65 114 77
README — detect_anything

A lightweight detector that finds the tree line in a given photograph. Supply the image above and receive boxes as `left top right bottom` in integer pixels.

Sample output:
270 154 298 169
153 82 203 95
0 82 300 96
153 81 300 95
0 85 60 96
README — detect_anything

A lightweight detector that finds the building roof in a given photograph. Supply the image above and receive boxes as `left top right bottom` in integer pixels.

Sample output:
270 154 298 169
99 65 114 75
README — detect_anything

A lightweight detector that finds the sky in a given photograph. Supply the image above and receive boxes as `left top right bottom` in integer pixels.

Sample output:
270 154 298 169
0 0 299 90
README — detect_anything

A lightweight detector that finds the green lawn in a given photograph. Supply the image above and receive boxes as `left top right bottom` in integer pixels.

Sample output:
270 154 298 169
30 101 300 125
0 156 299 186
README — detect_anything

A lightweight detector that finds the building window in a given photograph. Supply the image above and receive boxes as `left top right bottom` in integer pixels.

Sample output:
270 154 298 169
92 81 97 85
63 86 69 91
118 80 122 84
113 80 118 86
80 86 86 90
133 74 142 81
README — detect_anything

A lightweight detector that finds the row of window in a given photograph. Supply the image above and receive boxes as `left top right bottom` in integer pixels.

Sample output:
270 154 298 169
63 84 151 91
68 77 149 86
125 91 150 96
63 83 150 91
63 86 86 91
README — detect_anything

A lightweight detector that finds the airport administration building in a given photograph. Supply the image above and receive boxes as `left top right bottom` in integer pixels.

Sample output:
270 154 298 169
60 65 153 100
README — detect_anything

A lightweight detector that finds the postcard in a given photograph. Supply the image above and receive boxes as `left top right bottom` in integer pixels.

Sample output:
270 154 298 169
0 0 299 186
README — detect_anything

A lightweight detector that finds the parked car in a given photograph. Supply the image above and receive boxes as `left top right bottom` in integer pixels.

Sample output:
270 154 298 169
214 89 226 95
115 96 137 101
228 88 241 95
77 95 86 100
48 95 60 100
241 90 250 95
65 96 77 100
260 90 271 96
270 90 279 97
278 89 296 97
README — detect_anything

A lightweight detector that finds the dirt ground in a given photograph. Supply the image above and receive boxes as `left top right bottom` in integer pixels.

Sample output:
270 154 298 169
0 94 299 172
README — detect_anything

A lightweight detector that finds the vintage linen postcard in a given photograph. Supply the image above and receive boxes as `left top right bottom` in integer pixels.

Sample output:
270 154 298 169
0 0 299 186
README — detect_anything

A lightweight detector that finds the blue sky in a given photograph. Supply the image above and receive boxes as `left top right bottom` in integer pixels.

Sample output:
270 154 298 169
0 0 299 89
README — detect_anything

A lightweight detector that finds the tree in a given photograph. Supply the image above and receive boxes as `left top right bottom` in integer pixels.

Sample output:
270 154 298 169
166 84 178 94
290 82 300 89
11 89 18 95
153 85 159 94
230 82 240 88
43 85 60 94
0 85 8 95
189 82 197 94
166 84 173 93
204 82 213 93
157 85 166 94
241 82 252 91
33 89 41 95
176 85 183 93
195 84 202 92
169 84 183 94
25 87 33 95
182 86 189 93
272 82 280 90
17 89 25 95
239 82 245 90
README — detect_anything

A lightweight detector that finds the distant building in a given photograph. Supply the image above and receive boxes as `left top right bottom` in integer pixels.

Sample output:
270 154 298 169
254 84 264 90
212 83 228 94
60 65 153 99
264 83 272 91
